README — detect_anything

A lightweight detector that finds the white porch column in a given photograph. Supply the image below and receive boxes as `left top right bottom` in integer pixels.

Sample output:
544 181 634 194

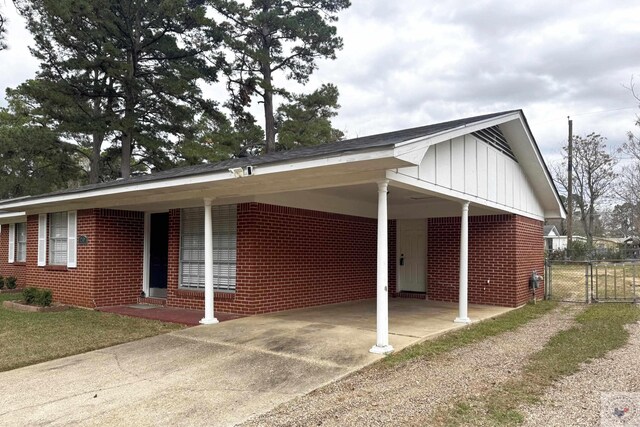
200 198 219 325
370 180 393 354
455 201 471 324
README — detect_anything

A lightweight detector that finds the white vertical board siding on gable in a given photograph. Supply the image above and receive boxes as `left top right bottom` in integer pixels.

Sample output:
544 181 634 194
464 136 477 194
435 141 451 188
409 135 544 217
496 155 506 205
505 161 514 206
450 137 465 192
423 145 436 182
487 149 497 201
476 143 488 199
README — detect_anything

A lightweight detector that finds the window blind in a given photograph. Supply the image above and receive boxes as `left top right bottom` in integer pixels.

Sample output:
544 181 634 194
16 223 27 262
180 205 237 291
49 212 68 265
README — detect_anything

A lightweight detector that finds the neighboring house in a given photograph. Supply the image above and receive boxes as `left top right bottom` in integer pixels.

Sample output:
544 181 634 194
543 224 564 251
0 110 564 353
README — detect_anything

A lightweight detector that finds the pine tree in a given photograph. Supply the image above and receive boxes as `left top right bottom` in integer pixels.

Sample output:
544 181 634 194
276 83 343 150
211 0 350 153
16 0 223 180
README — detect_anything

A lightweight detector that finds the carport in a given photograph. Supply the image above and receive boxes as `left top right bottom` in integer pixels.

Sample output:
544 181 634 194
0 110 564 355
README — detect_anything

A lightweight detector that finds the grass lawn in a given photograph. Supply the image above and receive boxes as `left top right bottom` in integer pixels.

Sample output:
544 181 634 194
434 303 640 426
0 293 183 373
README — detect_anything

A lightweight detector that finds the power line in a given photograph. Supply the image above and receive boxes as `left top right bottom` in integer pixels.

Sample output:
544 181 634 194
533 106 638 124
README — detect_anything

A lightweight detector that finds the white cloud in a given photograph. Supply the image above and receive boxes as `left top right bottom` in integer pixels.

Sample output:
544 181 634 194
1 0 639 165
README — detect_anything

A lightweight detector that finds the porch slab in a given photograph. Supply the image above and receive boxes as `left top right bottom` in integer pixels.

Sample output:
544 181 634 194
0 299 513 426
264 298 513 351
96 304 242 326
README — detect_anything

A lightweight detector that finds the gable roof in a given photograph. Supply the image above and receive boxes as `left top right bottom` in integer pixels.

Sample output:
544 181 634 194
543 225 558 236
0 109 565 220
0 111 517 205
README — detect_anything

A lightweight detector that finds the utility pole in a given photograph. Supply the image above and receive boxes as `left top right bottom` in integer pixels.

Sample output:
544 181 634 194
567 116 573 247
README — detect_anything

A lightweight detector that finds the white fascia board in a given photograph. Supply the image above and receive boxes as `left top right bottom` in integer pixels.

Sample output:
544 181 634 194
387 170 545 221
0 212 27 224
395 112 522 149
503 116 566 219
392 112 522 167
0 147 400 211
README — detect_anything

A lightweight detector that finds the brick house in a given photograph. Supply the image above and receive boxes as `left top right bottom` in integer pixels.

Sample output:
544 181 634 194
0 110 564 353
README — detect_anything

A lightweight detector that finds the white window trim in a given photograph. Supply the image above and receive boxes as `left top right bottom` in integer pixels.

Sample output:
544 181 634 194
41 211 78 268
15 222 27 263
37 214 47 266
8 223 15 264
67 211 77 268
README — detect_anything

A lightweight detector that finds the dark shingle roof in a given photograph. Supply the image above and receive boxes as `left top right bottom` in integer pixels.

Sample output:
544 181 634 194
543 225 558 235
0 110 519 204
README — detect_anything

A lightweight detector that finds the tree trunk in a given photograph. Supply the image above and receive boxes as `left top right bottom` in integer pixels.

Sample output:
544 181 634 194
261 2 275 154
89 131 103 184
121 130 132 178
263 77 275 153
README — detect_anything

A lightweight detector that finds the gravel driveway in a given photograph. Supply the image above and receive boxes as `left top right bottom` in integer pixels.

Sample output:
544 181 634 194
521 320 640 426
241 304 584 427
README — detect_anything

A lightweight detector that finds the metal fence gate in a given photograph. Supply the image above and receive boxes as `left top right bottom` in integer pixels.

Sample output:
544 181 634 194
546 260 640 303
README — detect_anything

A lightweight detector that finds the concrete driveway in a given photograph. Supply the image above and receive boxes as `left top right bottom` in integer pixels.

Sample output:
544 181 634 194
0 299 510 426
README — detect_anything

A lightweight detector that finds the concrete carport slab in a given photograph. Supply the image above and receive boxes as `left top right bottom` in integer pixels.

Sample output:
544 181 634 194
0 299 511 426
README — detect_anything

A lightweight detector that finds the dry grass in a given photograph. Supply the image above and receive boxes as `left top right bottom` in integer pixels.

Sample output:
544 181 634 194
0 293 182 372
432 303 640 426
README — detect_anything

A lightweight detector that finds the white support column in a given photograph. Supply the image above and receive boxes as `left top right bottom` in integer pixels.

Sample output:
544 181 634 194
455 201 471 324
200 198 219 325
370 180 393 354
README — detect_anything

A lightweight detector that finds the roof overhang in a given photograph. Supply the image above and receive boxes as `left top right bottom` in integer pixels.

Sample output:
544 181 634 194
0 146 413 213
0 211 27 225
499 113 566 219
0 110 566 220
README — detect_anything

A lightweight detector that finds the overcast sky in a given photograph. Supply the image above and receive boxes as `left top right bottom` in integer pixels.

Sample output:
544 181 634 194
1 0 639 166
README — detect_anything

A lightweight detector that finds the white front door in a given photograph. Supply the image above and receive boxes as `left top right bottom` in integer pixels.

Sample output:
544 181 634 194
397 219 427 292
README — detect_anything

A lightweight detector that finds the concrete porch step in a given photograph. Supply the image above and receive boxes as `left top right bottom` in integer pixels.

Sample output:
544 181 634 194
137 296 167 306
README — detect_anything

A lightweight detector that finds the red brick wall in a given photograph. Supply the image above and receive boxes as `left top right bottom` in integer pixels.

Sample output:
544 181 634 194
427 214 544 307
21 209 143 307
0 224 27 287
24 211 98 306
90 210 144 307
167 203 380 314
514 216 546 305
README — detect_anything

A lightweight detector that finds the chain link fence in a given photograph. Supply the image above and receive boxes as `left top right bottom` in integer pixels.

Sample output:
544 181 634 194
546 259 640 303
545 261 590 303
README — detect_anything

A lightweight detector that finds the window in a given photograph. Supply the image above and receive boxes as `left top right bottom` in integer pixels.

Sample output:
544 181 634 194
180 205 237 292
49 212 68 265
16 223 26 262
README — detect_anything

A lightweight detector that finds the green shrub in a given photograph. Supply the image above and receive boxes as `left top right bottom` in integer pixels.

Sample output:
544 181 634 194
5 276 17 290
22 287 36 305
35 289 53 307
21 287 53 307
0 276 4 290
